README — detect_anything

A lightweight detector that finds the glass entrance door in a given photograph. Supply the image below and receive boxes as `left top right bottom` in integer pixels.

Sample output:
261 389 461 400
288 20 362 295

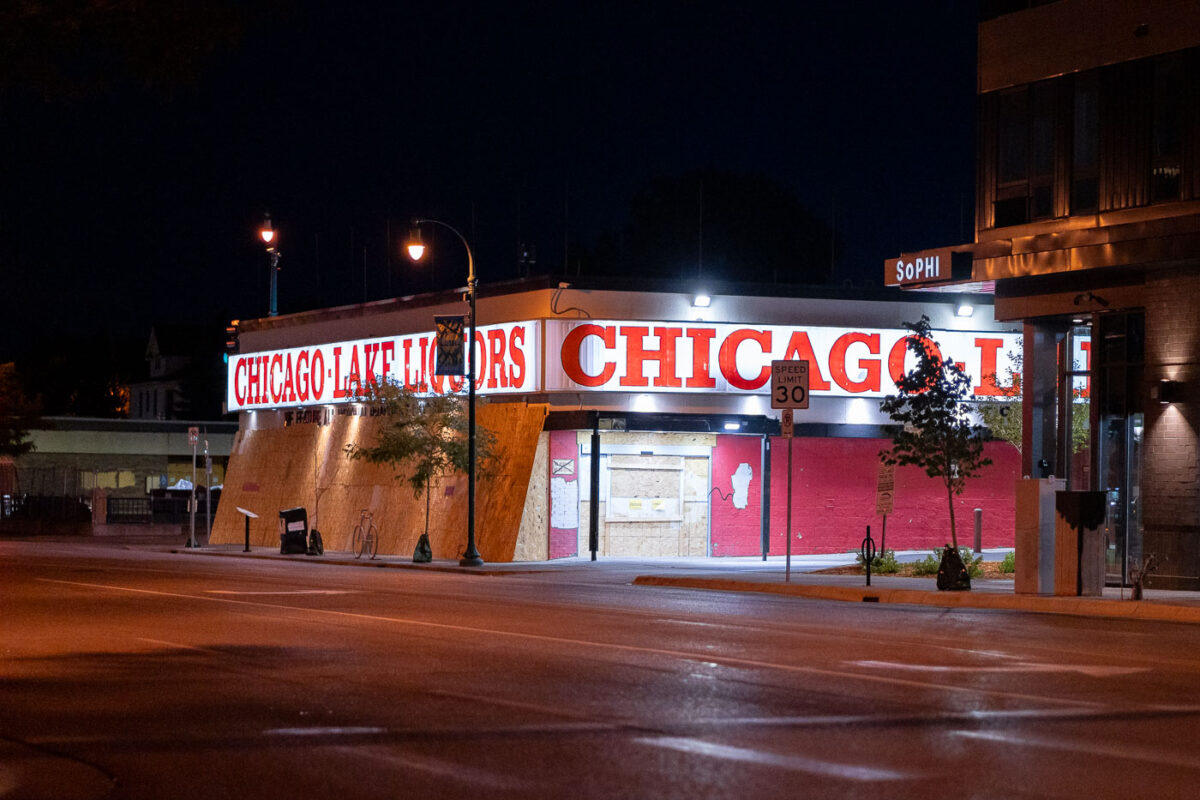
1099 413 1143 585
1095 312 1144 586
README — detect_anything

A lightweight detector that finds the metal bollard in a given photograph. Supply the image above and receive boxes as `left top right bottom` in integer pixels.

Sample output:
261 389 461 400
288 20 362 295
974 508 983 553
861 526 876 587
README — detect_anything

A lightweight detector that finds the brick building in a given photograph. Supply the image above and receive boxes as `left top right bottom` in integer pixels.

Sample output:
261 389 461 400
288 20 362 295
892 0 1200 588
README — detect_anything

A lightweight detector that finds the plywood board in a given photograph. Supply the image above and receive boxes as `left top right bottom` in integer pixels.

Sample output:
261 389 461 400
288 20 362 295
512 432 550 561
210 403 548 562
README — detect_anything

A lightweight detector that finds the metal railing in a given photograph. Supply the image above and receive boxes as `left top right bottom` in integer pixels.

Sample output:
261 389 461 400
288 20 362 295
104 494 220 524
0 494 92 522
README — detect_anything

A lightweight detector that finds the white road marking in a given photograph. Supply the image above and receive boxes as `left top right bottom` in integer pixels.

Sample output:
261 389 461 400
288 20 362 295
636 736 910 781
954 729 1200 771
136 637 226 655
266 726 386 736
849 659 1146 678
206 589 352 596
36 578 1103 708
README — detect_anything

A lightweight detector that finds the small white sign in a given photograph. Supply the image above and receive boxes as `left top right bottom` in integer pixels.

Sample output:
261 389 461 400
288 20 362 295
781 408 794 439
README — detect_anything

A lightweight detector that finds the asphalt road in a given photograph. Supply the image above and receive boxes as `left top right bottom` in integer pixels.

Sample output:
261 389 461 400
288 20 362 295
4 539 1200 799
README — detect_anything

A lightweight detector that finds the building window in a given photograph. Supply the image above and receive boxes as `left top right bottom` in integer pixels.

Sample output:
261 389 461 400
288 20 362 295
994 83 1056 227
1151 53 1183 204
1070 72 1099 213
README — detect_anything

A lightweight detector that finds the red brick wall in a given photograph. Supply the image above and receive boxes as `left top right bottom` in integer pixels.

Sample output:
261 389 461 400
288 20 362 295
1142 266 1200 589
710 435 1020 556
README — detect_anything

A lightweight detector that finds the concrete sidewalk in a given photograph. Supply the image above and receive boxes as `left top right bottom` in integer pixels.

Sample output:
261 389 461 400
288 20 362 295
630 572 1200 625
169 541 1200 626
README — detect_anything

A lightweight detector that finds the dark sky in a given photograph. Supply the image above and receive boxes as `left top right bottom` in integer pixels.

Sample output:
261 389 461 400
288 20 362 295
0 1 978 365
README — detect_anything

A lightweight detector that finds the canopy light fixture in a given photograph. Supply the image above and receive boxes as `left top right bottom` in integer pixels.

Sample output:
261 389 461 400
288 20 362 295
692 294 711 308
955 302 974 318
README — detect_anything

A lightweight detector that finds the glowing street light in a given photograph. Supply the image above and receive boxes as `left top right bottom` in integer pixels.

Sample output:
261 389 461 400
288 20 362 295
260 214 281 317
405 218 483 567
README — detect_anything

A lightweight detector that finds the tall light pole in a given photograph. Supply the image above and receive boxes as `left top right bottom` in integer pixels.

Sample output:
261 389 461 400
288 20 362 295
405 218 483 567
259 214 281 317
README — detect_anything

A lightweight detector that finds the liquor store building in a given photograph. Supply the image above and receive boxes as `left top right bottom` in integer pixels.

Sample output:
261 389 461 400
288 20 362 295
210 278 1021 561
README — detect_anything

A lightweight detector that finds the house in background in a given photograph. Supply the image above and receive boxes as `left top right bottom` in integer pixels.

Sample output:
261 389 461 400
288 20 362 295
127 325 227 421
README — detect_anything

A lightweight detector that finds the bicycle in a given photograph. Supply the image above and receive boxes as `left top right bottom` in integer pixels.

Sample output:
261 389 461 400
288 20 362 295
352 508 379 560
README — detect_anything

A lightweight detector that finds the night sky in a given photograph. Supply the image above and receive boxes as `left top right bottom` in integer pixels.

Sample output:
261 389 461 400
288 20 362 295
1 1 977 368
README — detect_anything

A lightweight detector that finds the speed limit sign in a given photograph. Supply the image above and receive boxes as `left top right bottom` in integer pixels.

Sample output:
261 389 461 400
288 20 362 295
771 360 810 409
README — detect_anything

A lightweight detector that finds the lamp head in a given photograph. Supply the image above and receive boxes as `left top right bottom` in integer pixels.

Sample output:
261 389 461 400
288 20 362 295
405 225 425 262
259 215 276 246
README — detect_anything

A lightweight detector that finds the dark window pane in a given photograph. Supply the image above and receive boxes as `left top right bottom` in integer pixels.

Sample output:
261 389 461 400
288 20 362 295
1033 184 1053 218
994 196 1028 227
1071 72 1099 214
1073 78 1098 170
998 89 1029 184
1151 53 1183 203
1072 177 1098 212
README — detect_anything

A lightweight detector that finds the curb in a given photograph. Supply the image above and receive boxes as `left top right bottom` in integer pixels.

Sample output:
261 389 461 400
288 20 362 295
170 547 547 576
631 576 1200 625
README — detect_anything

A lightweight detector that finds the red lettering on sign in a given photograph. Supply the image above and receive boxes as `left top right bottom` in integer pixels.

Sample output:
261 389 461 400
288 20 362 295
332 347 348 398
296 351 310 402
620 326 682 388
310 350 325 400
973 337 1004 396
562 324 617 387
380 341 395 381
780 331 832 391
428 339 445 393
363 342 380 386
417 338 430 392
270 353 284 404
685 328 717 388
347 345 363 395
887 335 942 391
246 356 261 404
486 329 508 388
717 329 772 390
473 331 486 390
508 327 526 387
234 359 248 405
829 332 880 393
282 353 297 402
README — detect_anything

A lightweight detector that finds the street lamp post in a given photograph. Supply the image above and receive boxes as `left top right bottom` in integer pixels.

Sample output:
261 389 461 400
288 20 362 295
259 214 281 317
405 218 484 567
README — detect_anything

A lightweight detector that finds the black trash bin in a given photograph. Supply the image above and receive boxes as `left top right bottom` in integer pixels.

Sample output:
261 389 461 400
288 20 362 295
279 507 309 554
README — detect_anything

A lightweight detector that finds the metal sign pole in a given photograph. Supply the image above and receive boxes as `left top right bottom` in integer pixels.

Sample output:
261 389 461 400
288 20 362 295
786 434 793 583
204 437 212 542
188 439 197 548
770 363 807 585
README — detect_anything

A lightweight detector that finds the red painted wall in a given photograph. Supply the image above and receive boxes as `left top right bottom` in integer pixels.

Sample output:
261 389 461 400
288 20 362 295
710 435 1019 556
710 434 764 557
548 429 579 559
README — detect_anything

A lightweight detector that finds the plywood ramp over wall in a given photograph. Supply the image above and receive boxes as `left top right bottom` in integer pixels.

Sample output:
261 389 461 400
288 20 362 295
210 403 549 562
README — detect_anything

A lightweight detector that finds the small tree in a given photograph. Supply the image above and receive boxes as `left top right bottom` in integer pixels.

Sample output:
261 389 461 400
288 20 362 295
345 380 496 560
879 316 992 552
0 363 40 459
